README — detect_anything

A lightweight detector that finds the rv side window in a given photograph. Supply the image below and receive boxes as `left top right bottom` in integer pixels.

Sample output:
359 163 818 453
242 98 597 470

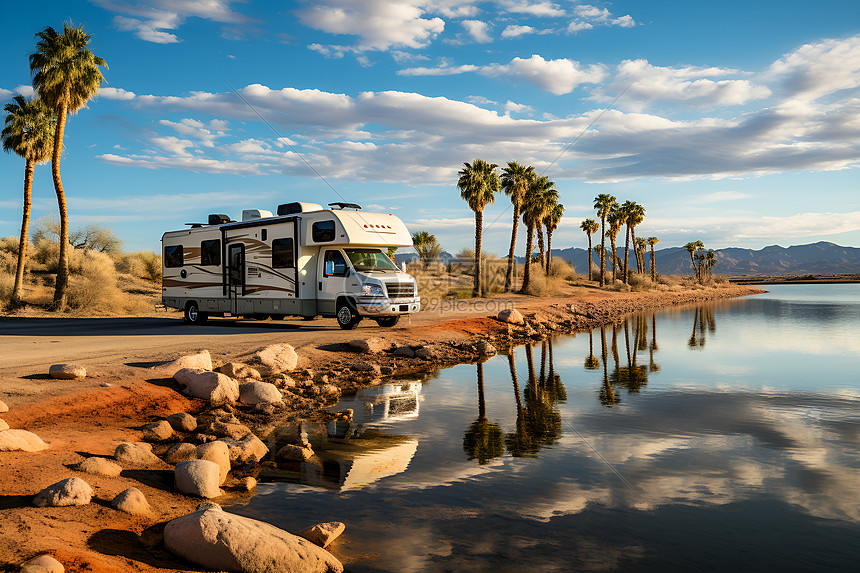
272 238 294 269
201 239 221 266
312 220 336 242
164 245 184 267
323 250 348 277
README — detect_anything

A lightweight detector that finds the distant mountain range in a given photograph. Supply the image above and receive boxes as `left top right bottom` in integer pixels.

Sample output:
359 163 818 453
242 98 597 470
398 241 860 276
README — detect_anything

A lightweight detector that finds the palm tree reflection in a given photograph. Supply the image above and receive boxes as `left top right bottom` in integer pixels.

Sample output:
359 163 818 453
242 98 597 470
689 305 716 348
462 361 504 464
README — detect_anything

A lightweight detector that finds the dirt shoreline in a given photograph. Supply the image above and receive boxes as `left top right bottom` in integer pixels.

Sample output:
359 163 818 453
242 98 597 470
0 285 763 572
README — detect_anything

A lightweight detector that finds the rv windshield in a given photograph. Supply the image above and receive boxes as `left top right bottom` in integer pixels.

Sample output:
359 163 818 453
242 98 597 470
344 249 398 272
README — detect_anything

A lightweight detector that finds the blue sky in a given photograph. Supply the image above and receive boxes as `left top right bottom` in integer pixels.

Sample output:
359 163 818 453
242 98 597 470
2 0 860 255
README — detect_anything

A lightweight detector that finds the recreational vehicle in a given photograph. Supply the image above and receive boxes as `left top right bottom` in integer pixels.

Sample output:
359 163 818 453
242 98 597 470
161 202 420 329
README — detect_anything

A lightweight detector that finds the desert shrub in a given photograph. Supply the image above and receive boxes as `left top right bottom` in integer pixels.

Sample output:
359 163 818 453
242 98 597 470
0 249 16 274
118 250 162 283
628 273 654 291
67 250 122 311
524 265 569 297
547 257 577 280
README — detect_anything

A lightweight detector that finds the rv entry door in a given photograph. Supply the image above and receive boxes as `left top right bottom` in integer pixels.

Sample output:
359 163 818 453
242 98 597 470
227 243 245 314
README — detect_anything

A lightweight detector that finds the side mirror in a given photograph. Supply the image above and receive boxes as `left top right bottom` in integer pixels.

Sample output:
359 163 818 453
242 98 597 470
325 260 334 276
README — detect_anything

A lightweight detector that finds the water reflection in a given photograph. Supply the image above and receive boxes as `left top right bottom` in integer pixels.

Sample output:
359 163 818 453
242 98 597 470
462 362 504 464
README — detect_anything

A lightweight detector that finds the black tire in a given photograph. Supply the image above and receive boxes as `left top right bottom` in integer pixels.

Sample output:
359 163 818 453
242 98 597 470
336 301 361 330
184 302 208 325
375 316 400 328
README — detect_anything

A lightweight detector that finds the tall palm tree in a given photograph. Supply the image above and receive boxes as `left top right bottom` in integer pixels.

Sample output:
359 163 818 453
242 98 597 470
634 236 647 277
411 230 442 264
520 175 556 292
30 22 107 310
593 194 616 287
606 206 623 283
617 201 633 284
647 236 659 281
626 202 645 276
501 162 535 292
685 240 704 281
458 159 500 297
544 201 564 275
2 96 55 305
579 219 599 281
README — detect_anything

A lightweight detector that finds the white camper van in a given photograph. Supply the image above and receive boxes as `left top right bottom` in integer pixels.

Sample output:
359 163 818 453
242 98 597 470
161 202 420 329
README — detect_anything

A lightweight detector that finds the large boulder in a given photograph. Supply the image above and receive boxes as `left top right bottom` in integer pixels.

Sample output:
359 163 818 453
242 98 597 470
254 343 299 375
20 554 64 573
218 362 262 380
205 420 253 440
222 434 269 467
298 522 346 549
163 508 343 573
498 308 524 325
197 441 231 485
0 399 8 412
165 442 199 464
111 487 152 516
174 368 239 406
77 457 122 477
48 363 87 380
239 382 284 406
142 420 175 442
159 350 213 376
166 412 198 432
0 429 47 452
175 460 222 498
114 442 163 466
33 477 92 507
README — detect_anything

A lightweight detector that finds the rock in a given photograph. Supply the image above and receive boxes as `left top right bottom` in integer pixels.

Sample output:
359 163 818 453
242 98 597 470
197 441 231 485
164 508 344 573
239 381 284 405
255 403 276 415
273 374 296 389
297 521 346 549
206 420 253 440
414 346 435 359
476 340 497 356
498 308 524 325
114 442 162 466
165 442 199 464
20 554 64 573
112 487 152 516
351 362 381 375
0 418 8 431
276 444 316 462
349 337 387 354
33 477 92 507
197 501 222 511
175 460 223 498
0 399 8 412
166 412 197 432
48 363 86 380
174 368 239 405
0 429 47 452
393 346 414 357
77 457 122 477
254 343 299 374
142 420 175 442
158 350 212 375
222 434 269 466
217 362 262 380
238 476 257 491
319 384 340 400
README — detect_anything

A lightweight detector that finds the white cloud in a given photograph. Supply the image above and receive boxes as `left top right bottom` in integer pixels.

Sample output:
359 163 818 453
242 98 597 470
461 20 492 43
735 211 860 239
567 3 637 32
484 54 608 95
151 136 194 156
502 24 535 38
768 35 860 101
0 88 12 99
96 153 263 175
93 0 249 43
398 63 480 76
567 21 593 33
13 85 34 97
158 118 227 147
695 191 752 203
100 87 137 100
465 95 498 106
504 101 534 114
498 1 566 17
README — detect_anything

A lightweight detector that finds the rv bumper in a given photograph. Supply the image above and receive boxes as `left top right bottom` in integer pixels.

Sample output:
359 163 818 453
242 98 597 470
356 297 421 316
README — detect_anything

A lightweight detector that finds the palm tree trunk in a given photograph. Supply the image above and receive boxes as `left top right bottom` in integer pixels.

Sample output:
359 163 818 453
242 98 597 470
51 103 69 311
473 210 482 297
586 234 593 281
508 351 522 411
650 246 656 282
537 226 545 270
12 160 35 304
610 235 617 283
545 229 553 275
505 203 520 293
623 225 631 284
477 362 486 419
630 227 639 273
521 224 534 293
599 217 606 286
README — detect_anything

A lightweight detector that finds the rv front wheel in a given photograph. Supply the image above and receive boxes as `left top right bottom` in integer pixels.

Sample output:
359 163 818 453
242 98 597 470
184 302 208 325
336 302 361 330
375 316 400 327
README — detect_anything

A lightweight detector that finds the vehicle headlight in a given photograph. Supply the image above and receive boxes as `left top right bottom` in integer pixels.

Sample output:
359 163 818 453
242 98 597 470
361 283 385 297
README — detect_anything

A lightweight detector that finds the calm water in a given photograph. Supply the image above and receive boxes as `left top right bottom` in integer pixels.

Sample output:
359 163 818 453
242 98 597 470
229 284 860 571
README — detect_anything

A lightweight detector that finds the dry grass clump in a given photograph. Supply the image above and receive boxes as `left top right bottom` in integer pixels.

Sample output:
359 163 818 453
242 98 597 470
117 250 162 282
524 265 572 296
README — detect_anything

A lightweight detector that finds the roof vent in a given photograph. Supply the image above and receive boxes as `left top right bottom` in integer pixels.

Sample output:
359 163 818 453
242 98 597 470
242 209 274 222
277 202 323 216
208 214 232 225
329 202 362 210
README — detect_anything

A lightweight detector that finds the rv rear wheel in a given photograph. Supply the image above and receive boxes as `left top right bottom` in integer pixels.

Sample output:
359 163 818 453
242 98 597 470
336 302 361 330
184 302 208 325
375 316 400 327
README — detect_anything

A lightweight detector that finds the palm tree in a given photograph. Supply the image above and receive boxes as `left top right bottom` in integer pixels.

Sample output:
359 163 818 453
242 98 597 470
411 231 442 264
617 201 633 284
520 175 556 293
627 203 645 275
579 219 599 281
2 96 55 305
606 206 623 283
30 22 107 310
593 194 617 287
501 162 535 292
458 159 500 297
647 237 659 281
634 236 647 278
544 201 564 275
685 240 704 281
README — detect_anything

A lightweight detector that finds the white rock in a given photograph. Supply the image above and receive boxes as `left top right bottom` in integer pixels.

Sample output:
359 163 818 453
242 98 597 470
239 381 284 405
476 340 497 356
498 308 524 325
20 554 64 573
276 444 316 462
142 420 175 442
33 477 92 507
175 460 222 498
197 441 231 485
111 487 152 516
254 343 298 374
0 429 47 452
222 434 269 467
217 362 262 380
165 442 199 464
0 418 8 431
48 363 87 380
348 337 387 354
157 350 213 376
298 521 346 548
174 368 239 405
163 508 343 573
0 399 8 412
77 457 122 477
114 442 162 466
166 412 197 432
238 476 257 491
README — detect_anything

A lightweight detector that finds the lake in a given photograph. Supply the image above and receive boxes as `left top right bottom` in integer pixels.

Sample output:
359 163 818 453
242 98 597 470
229 284 860 571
